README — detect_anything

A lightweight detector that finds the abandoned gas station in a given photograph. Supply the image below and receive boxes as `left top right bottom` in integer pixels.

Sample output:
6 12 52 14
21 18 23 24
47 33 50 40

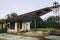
2 2 60 33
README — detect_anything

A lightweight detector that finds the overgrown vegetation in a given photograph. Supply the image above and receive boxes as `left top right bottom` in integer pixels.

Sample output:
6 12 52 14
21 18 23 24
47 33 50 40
30 16 60 35
30 16 60 28
0 38 6 40
6 12 17 19
0 27 7 33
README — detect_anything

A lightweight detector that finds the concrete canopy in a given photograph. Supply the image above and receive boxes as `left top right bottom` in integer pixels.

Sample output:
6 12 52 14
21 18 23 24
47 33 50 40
5 4 60 22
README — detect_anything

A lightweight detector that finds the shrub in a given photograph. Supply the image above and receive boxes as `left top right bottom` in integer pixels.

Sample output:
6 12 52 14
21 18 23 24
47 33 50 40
0 27 7 33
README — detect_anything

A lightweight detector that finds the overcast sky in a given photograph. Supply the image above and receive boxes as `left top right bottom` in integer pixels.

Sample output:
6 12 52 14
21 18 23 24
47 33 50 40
0 0 60 19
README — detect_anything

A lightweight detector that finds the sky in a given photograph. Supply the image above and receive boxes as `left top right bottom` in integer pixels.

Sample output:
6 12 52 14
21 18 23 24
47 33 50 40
0 0 60 19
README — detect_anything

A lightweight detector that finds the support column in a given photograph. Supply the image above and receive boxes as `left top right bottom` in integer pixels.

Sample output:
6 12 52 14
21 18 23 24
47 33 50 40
15 22 18 32
22 22 31 32
7 22 10 28
7 22 11 33
26 22 30 31
22 23 25 31
3 24 5 28
17 23 20 31
34 19 37 31
3 22 6 28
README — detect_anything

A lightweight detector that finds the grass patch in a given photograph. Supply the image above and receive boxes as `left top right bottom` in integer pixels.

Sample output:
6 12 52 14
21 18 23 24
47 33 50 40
0 27 7 33
31 28 55 31
0 38 6 40
31 28 55 35
31 28 60 35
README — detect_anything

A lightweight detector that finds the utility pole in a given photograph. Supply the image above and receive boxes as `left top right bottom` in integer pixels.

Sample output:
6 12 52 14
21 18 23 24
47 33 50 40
34 12 40 31
34 18 37 31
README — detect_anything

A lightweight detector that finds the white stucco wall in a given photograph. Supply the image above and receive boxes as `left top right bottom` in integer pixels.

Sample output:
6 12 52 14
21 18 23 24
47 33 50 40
26 22 30 31
22 22 30 31
7 28 16 33
3 22 7 28
8 21 30 32
3 24 5 28
8 22 18 33
15 22 18 31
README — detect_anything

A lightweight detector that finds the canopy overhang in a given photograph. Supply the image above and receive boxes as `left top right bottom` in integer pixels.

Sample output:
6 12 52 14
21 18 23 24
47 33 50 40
5 4 60 22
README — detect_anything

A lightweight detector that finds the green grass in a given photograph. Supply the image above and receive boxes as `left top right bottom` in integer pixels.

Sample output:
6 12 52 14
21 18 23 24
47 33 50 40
31 28 55 35
0 38 6 40
31 28 55 31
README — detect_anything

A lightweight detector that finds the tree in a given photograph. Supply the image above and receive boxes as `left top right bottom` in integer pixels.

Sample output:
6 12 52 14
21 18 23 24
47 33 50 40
6 12 17 19
11 13 17 17
6 14 11 19
45 16 55 28
30 17 45 28
45 16 60 28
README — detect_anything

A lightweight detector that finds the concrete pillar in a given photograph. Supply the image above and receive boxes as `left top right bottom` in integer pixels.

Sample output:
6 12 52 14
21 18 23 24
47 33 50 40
26 22 30 31
0 25 1 28
15 22 18 32
17 23 20 31
7 22 10 28
3 22 6 28
22 23 26 31
7 22 10 32
3 24 5 28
